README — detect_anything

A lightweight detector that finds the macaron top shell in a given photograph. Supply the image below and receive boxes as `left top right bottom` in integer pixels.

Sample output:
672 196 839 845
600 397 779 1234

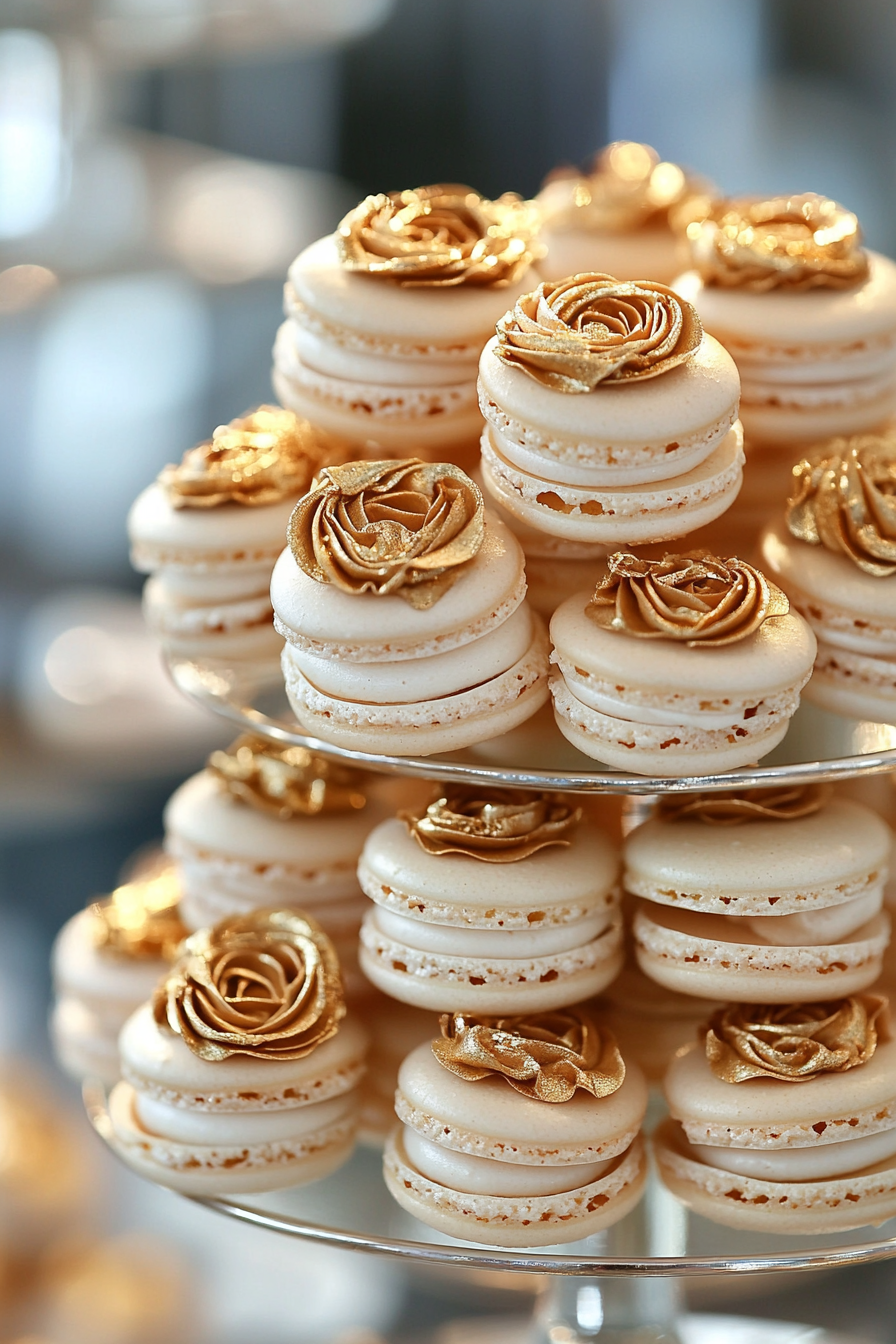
129 482 296 569
289 235 536 347
763 521 896 620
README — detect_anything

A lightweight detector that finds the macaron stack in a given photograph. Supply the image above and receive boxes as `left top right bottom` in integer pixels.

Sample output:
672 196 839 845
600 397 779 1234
271 458 550 756
384 1009 647 1246
273 185 541 467
358 786 623 1012
626 787 891 1001
109 910 368 1195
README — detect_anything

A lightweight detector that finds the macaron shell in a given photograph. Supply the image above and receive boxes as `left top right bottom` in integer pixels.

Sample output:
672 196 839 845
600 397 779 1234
129 483 295 570
739 390 896 448
537 226 684 286
53 909 169 1010
762 522 896 626
51 997 122 1088
802 648 896 725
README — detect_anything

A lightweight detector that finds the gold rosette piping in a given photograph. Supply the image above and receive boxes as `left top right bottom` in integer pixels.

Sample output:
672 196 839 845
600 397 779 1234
337 184 540 287
495 274 702 394
401 787 580 863
433 1010 624 1103
586 551 789 647
540 141 709 234
657 784 829 826
687 193 869 291
159 406 347 510
704 997 889 1084
153 909 345 1063
288 458 484 609
787 435 896 577
208 734 368 820
91 858 185 963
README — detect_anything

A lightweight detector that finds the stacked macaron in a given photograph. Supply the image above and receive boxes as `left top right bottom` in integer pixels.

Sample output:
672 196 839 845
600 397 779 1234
385 1009 647 1246
109 910 367 1195
478 273 744 547
762 435 896 725
52 853 185 1086
273 186 541 467
128 406 346 676
677 193 896 448
627 787 891 1002
549 551 816 776
358 786 623 1012
589 958 719 1085
655 995 896 1232
357 995 436 1145
271 459 550 756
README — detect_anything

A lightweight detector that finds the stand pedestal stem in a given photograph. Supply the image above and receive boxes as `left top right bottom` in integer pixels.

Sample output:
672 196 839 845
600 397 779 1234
532 1275 683 1344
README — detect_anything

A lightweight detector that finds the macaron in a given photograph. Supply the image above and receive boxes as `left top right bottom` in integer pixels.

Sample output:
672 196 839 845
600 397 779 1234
589 959 720 1084
549 552 817 776
108 910 367 1195
478 275 744 546
358 788 622 1012
384 1010 647 1246
272 186 540 466
627 788 892 1001
357 995 437 1145
271 459 549 757
676 194 896 447
655 996 896 1232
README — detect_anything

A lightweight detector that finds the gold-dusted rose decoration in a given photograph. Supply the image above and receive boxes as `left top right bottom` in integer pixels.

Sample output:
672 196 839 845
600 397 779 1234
495 274 702 394
657 784 830 826
91 857 185 963
288 458 484 609
787 435 896 578
208 734 368 820
586 551 789 647
687 193 869 292
540 141 709 235
704 997 889 1084
337 185 540 288
153 908 345 1062
160 406 345 509
401 787 581 863
433 1009 624 1103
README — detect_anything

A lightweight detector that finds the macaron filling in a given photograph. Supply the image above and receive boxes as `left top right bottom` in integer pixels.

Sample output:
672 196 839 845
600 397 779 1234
690 1125 896 1182
401 1126 615 1196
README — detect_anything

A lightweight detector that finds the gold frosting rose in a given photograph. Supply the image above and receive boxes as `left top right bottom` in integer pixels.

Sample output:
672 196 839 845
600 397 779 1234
540 141 708 234
287 458 484 609
787 435 896 578
433 1009 624 1103
153 908 345 1063
337 184 540 287
586 551 789 647
401 787 580 863
159 406 346 510
657 784 830 826
687 193 869 291
91 858 185 962
495 274 702 394
208 734 368 820
704 997 889 1084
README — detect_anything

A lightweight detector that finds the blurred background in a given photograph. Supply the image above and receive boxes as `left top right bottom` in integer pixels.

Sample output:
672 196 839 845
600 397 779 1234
4 1 896 1339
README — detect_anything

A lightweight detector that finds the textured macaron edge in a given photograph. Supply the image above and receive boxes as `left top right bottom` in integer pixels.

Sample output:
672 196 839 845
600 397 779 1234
623 869 885 917
120 1053 367 1113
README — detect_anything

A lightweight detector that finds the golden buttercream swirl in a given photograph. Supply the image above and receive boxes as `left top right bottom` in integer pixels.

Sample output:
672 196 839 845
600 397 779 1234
91 857 185 962
586 551 789 647
433 1009 624 1103
336 184 540 287
687 193 869 291
787 435 896 578
495 274 702 394
288 458 483 609
540 141 708 234
207 734 368 820
401 787 580 863
704 997 889 1084
159 406 345 509
657 784 830 826
153 908 345 1063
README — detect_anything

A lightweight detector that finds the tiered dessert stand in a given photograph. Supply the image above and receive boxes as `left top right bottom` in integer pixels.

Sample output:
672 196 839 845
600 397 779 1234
88 655 896 1344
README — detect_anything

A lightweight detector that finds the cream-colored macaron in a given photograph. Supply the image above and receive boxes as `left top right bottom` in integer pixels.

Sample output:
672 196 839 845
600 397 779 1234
656 999 896 1232
589 959 720 1085
385 1013 647 1246
357 995 438 1145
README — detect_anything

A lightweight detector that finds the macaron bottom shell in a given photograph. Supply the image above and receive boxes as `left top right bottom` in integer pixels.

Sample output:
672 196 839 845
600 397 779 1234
803 644 896 726
738 387 896 449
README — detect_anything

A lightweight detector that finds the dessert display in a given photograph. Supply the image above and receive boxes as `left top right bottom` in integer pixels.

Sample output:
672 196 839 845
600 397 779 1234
273 186 541 466
549 551 816 775
676 194 896 447
108 910 367 1195
626 786 891 1001
478 273 744 545
357 786 623 1011
384 1009 647 1246
128 406 345 675
271 459 550 755
762 435 896 724
655 996 896 1232
51 853 186 1086
536 142 707 285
